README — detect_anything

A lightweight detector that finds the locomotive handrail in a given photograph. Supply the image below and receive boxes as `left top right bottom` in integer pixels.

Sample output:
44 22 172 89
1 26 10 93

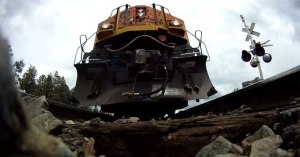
74 4 210 63
153 4 172 16
150 3 210 61
74 32 96 65
183 28 210 61
104 4 132 31
195 30 203 52
75 4 130 63
80 34 88 53
170 28 210 61
104 3 180 30
148 3 210 61
105 4 130 23
150 3 177 28
152 4 158 25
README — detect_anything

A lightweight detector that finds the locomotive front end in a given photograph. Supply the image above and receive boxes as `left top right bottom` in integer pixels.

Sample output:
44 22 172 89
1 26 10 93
73 4 216 118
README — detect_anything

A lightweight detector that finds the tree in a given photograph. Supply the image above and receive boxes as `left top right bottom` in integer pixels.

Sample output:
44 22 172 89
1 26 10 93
52 71 72 103
14 60 25 74
35 71 72 104
19 65 37 94
13 60 25 86
18 65 73 104
36 74 54 98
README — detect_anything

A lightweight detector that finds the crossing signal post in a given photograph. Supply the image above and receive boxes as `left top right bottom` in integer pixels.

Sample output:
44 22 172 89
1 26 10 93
240 15 273 80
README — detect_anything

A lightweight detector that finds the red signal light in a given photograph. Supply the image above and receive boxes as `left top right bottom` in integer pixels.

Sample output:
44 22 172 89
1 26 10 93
254 43 265 56
241 50 251 62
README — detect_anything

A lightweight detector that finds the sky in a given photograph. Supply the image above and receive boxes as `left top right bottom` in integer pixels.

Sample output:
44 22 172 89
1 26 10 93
1 0 300 103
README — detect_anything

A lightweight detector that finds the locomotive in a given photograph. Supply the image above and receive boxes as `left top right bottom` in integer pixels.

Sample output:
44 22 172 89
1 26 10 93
73 4 216 118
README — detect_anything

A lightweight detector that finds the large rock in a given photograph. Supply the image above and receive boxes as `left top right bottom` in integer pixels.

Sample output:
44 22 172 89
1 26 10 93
195 136 232 157
24 96 62 132
274 107 300 149
279 107 300 124
249 135 283 157
242 125 275 147
31 111 62 133
22 126 76 157
25 96 48 118
281 124 300 148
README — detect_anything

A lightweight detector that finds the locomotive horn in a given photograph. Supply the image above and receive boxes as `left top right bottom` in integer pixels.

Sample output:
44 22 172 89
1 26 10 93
263 53 272 63
250 57 258 67
254 43 265 56
241 50 251 62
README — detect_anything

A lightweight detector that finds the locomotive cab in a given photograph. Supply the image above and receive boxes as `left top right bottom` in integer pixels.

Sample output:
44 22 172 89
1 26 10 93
73 4 216 118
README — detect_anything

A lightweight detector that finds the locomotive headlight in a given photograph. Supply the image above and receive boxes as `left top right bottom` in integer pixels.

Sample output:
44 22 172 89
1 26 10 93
101 22 112 29
137 9 145 17
170 19 180 26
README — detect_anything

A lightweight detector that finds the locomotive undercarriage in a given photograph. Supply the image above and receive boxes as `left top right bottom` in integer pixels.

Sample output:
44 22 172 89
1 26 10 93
74 36 216 118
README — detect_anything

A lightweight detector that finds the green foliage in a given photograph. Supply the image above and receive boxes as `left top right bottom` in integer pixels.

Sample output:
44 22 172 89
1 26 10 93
35 71 72 104
19 65 73 104
36 74 53 98
13 60 25 86
7 40 74 105
19 65 37 94
50 71 72 103
14 60 25 74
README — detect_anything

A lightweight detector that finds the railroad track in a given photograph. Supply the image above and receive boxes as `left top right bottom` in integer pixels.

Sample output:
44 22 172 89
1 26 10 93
21 92 117 121
175 65 300 118
21 65 300 121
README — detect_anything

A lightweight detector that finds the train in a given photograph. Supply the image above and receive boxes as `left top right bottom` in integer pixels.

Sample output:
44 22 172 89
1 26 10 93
73 4 216 118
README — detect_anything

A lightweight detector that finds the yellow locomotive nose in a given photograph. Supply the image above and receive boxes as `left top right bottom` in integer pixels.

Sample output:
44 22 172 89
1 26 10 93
94 4 188 48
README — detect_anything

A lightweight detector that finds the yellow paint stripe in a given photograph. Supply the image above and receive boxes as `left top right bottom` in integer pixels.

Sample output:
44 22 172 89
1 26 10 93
95 25 188 44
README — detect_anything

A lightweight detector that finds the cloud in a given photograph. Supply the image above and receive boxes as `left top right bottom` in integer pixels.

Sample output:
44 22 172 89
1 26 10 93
0 0 43 17
0 0 45 34
241 0 300 42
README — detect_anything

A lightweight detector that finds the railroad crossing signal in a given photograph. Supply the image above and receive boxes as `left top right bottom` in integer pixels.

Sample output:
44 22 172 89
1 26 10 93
240 15 273 80
242 22 260 41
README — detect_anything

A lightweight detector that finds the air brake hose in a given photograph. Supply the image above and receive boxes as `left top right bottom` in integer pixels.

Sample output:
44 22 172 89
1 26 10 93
122 65 169 97
106 35 175 52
